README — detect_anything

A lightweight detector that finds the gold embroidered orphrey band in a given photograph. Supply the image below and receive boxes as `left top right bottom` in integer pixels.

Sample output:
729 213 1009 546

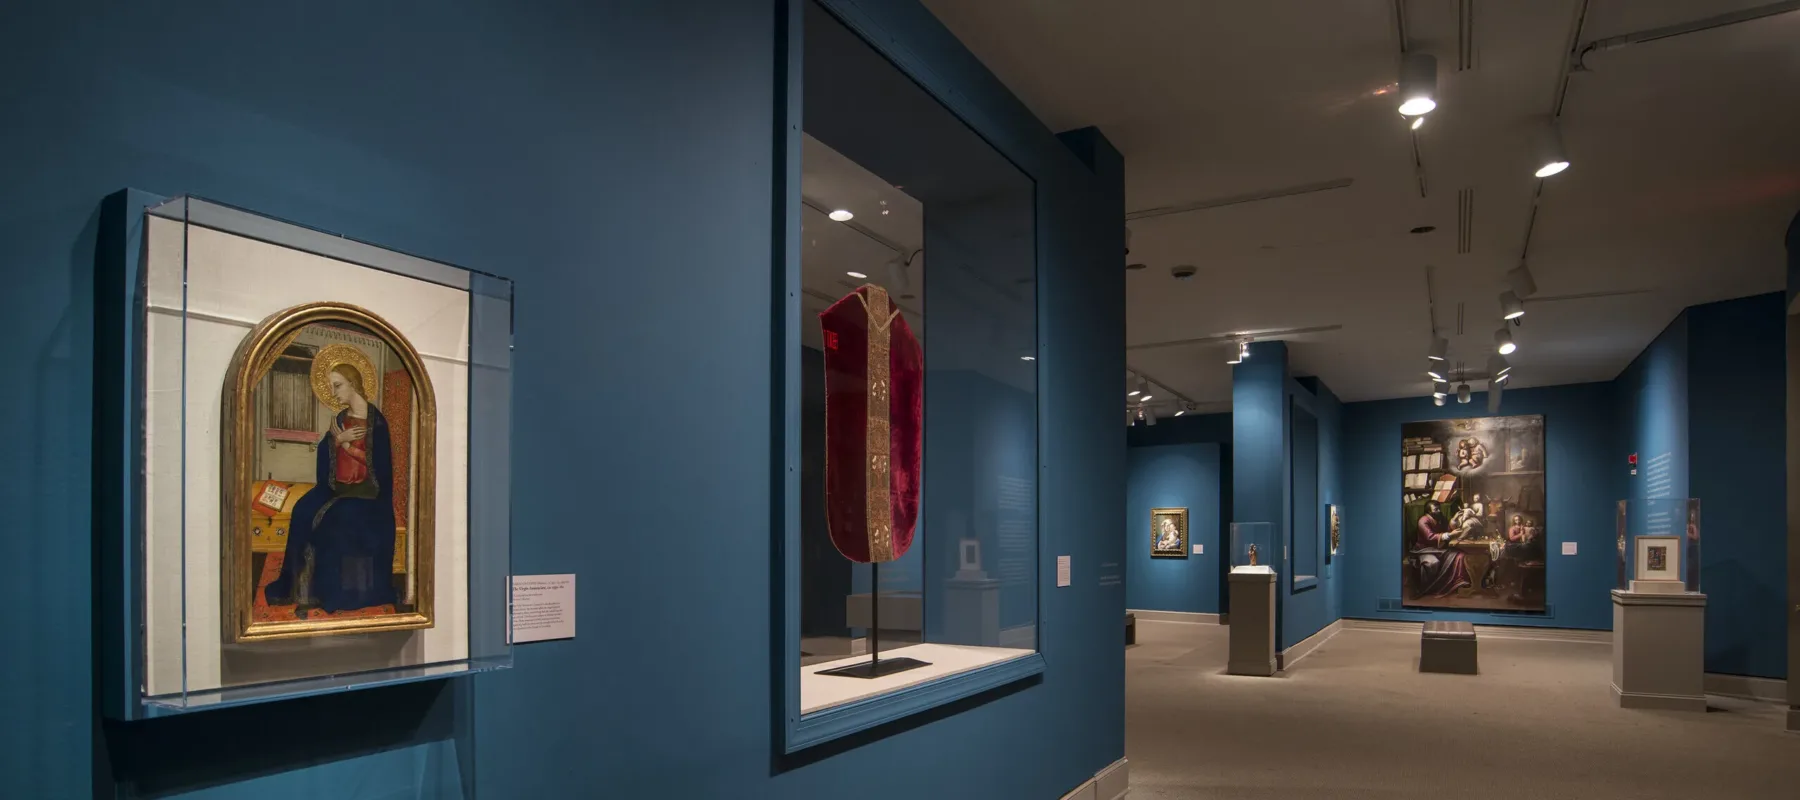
858 286 901 563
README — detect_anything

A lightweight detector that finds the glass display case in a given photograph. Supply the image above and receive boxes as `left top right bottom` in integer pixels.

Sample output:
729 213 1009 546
1616 498 1701 593
779 1 1043 751
1231 522 1276 573
97 193 513 718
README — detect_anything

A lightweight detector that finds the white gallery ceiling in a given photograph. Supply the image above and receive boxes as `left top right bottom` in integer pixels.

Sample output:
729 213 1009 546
923 0 1800 410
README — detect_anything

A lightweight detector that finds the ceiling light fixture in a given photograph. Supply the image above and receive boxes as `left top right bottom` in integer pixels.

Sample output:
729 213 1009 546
1500 291 1526 320
1434 394 1447 407
846 271 868 279
1140 395 1154 402
1432 381 1449 399
1128 390 1140 397
1507 263 1538 298
1410 116 1425 131
828 209 855 222
1175 409 1187 417
1427 365 1445 382
1398 53 1438 117
1020 355 1036 361
1144 405 1158 426
1531 120 1570 178
1457 383 1472 404
1428 337 1448 362
1489 354 1511 377
1495 326 1517 355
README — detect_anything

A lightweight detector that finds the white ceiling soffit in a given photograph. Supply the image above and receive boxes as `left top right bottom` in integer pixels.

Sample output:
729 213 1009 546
925 0 1800 407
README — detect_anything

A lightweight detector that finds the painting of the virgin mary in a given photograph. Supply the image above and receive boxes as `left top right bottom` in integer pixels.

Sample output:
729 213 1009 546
224 302 436 642
262 346 398 617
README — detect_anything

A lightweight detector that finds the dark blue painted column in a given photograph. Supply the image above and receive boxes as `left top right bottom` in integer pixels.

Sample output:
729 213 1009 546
1232 341 1289 627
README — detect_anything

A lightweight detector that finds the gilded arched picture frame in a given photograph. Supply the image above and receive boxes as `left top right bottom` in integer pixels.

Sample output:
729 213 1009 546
222 301 438 642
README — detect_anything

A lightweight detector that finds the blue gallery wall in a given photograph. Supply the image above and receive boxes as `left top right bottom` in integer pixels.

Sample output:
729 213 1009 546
1282 377 1344 649
0 2 1126 798
1685 295 1786 679
1228 342 1346 649
1126 444 1223 613
1340 383 1622 630
1616 313 1691 506
1126 411 1232 613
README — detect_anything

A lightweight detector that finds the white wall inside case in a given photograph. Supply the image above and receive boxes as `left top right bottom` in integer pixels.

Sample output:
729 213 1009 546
142 217 471 698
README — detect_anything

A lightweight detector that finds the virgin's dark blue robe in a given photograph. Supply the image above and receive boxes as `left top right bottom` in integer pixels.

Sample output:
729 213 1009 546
264 406 399 613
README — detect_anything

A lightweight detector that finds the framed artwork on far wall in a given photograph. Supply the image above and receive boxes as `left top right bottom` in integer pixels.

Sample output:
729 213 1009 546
1150 507 1189 558
1328 504 1341 561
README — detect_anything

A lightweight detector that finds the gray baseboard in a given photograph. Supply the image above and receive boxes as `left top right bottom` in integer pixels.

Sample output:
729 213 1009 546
1703 673 1787 703
1787 707 1798 733
1613 682 1707 712
1342 618 1611 643
1126 609 1222 624
1060 757 1129 800
1276 619 1343 670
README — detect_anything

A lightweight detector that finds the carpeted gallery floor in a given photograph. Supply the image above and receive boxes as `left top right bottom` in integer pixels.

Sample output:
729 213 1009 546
1125 620 1799 800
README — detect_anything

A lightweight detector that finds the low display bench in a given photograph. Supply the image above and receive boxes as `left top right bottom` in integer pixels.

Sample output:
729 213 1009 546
1420 620 1478 674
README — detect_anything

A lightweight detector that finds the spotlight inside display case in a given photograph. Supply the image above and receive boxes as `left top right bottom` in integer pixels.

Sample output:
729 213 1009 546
95 192 514 718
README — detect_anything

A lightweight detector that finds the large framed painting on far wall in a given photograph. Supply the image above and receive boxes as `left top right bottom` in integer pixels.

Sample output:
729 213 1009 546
1400 415 1546 611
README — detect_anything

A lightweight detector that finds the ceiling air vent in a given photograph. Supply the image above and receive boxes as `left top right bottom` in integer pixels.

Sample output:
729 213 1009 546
1457 187 1474 255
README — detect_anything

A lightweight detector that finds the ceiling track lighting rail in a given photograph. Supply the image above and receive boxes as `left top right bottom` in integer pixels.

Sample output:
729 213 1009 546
1125 179 1355 222
1573 0 1800 71
1126 324 1343 352
1125 366 1203 410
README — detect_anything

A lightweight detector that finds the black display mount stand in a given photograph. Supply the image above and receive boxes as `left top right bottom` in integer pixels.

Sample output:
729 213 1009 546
818 562 931 679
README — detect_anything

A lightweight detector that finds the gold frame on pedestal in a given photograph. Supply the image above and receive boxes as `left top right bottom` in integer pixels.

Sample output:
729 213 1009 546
221 301 437 642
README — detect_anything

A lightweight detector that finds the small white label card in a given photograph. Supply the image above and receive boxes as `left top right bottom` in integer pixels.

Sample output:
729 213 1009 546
510 574 576 643
1056 555 1071 587
1561 542 1578 556
1192 544 1204 554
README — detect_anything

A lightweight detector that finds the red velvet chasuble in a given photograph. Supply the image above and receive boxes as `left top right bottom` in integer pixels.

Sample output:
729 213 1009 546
820 285 922 564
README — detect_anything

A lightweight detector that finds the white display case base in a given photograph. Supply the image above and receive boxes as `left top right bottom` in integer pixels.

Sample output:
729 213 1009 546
1227 569 1276 676
1611 589 1707 712
800 643 1032 714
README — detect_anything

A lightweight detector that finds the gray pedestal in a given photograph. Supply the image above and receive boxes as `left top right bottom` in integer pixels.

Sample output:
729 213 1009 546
943 577 1000 646
1611 589 1707 712
1228 568 1277 676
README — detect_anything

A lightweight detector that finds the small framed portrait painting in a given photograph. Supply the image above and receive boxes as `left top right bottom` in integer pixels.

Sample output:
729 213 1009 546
1150 507 1189 558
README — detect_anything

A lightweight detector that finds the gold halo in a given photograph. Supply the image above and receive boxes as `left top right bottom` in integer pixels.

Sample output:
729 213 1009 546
310 343 380 411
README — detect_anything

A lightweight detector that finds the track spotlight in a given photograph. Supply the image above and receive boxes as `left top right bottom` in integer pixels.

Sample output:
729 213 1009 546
1434 394 1447 407
1145 406 1158 426
886 254 912 291
1128 408 1137 427
1494 327 1517 355
1428 337 1448 362
1432 381 1449 399
829 209 855 222
1532 119 1570 178
1411 116 1425 131
1398 53 1438 117
1488 354 1511 378
1140 395 1154 402
1456 383 1472 404
1227 339 1251 364
1507 263 1538 298
1487 377 1504 413
1500 291 1525 320
1427 364 1445 382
